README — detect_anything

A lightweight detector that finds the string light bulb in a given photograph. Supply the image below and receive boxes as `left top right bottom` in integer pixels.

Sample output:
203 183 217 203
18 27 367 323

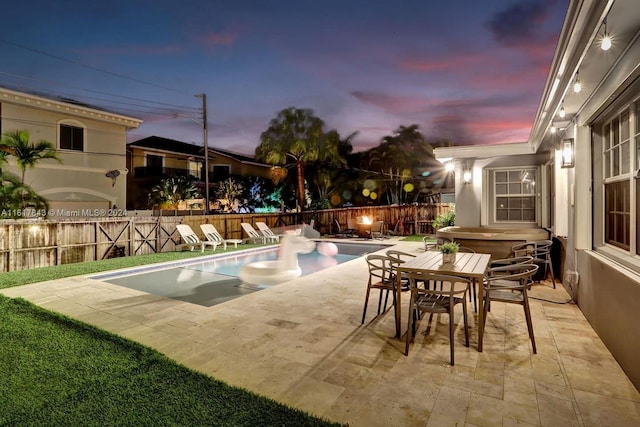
601 18 612 51
573 71 582 93
559 100 566 118
550 121 557 134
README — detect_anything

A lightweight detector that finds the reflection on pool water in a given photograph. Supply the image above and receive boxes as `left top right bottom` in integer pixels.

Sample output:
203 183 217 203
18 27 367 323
93 241 390 307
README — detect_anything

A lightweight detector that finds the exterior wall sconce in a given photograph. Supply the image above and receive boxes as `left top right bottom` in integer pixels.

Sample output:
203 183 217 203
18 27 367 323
561 138 575 168
463 169 472 184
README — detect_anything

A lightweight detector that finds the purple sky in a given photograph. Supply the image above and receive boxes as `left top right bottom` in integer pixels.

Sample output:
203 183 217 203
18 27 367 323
0 0 567 155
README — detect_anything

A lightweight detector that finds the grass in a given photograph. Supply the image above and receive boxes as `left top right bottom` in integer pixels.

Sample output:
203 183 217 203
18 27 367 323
399 234 427 242
0 296 340 426
1 244 342 426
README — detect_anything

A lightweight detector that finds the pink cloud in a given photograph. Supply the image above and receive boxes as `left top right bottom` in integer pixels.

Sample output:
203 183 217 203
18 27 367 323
202 32 236 46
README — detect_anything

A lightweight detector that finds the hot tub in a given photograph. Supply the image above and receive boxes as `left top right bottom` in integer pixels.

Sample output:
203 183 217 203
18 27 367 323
436 226 549 259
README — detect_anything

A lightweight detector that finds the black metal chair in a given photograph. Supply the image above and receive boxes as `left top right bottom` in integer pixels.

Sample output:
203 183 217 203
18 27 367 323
512 240 556 288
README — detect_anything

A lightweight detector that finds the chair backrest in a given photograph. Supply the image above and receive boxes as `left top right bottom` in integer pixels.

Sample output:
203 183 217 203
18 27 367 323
256 221 275 236
385 250 416 265
371 220 384 233
333 219 343 233
485 263 539 289
366 254 394 283
422 234 451 251
200 224 223 243
513 240 552 261
490 256 534 268
176 224 201 244
241 223 261 238
457 246 476 253
405 271 470 297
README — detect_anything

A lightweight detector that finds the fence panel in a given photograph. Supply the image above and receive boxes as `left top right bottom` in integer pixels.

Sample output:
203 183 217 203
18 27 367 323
0 203 453 272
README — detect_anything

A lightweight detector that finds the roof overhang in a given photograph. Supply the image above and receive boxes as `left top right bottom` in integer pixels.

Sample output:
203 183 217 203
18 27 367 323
434 142 534 163
0 86 143 129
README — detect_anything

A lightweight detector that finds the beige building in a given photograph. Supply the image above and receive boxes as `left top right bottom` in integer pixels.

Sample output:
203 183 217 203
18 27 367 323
1 87 142 216
126 136 275 210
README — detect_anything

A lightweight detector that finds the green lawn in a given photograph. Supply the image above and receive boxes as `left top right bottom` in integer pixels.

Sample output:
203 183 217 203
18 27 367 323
0 246 342 426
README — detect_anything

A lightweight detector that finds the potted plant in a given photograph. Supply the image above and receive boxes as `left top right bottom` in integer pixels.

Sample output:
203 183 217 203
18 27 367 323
439 241 459 264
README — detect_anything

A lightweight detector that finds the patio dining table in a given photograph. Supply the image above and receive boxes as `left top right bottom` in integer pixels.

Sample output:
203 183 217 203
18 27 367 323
395 250 492 351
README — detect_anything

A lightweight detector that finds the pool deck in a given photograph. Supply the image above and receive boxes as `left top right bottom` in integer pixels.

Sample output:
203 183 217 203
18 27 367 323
2 238 640 426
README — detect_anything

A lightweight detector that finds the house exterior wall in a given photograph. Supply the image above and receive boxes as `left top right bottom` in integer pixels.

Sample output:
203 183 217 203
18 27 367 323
1 89 140 215
561 10 640 391
576 250 640 388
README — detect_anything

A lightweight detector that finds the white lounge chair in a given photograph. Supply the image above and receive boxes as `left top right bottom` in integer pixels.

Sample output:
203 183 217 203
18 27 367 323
256 221 282 243
200 224 242 250
176 224 218 252
241 223 266 244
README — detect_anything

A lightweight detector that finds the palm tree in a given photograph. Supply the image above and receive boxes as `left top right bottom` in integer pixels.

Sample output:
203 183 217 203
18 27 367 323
256 107 345 211
0 171 49 218
1 130 61 184
148 175 201 209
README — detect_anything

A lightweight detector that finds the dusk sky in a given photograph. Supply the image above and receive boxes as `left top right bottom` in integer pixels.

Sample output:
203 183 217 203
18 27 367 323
1 0 567 155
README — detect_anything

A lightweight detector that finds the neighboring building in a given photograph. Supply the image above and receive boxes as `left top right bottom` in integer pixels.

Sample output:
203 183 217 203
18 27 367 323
126 136 275 209
0 86 142 216
435 0 640 389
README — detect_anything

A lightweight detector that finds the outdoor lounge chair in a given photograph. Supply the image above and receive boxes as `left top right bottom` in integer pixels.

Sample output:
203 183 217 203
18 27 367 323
241 222 266 244
255 222 282 243
200 224 243 250
176 224 218 252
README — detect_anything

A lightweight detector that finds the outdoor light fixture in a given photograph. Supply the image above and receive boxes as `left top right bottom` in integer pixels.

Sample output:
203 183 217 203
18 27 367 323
463 168 472 184
573 71 582 93
601 18 612 51
561 138 575 168
550 121 557 134
559 100 566 118
445 162 455 172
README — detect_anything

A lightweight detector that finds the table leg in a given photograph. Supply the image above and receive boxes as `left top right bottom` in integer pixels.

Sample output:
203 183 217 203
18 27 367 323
476 278 484 352
395 270 402 338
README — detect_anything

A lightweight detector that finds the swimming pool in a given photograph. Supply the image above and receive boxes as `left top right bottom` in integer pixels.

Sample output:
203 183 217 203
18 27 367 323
92 241 390 307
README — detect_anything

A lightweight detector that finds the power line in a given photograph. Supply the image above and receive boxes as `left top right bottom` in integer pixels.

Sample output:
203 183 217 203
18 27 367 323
0 38 189 95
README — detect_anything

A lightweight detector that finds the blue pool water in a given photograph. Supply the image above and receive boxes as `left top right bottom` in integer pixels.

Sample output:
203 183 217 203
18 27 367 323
93 241 390 307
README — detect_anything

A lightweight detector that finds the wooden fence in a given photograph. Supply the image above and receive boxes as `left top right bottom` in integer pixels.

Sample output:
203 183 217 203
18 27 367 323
0 203 452 272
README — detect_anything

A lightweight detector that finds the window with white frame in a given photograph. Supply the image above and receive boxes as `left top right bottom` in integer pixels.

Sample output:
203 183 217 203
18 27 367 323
188 160 201 179
493 168 537 222
59 123 84 151
602 107 632 250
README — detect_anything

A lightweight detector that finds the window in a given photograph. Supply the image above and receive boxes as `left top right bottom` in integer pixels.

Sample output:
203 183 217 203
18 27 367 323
493 168 537 222
146 154 163 174
188 160 201 179
602 108 633 250
59 124 84 151
212 165 230 180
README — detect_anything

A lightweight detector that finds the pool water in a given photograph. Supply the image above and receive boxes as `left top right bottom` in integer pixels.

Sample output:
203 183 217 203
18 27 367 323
95 241 390 307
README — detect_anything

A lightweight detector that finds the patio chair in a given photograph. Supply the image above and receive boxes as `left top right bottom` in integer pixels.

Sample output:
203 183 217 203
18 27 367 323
367 220 386 240
176 224 218 252
200 224 243 250
404 271 471 365
422 234 452 251
256 221 282 243
511 240 556 288
332 219 355 238
241 223 266 244
385 249 416 290
362 254 397 324
482 263 539 353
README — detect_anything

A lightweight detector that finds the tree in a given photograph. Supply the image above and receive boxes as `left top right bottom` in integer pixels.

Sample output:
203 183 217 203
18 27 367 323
148 175 201 209
256 107 346 211
1 130 61 184
363 125 436 205
0 171 49 218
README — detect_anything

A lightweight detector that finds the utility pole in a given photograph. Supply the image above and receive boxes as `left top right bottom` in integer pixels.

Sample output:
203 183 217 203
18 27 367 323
196 93 209 214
